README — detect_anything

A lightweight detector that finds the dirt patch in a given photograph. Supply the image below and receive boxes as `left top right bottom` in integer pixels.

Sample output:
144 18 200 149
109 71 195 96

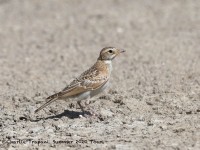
0 0 200 149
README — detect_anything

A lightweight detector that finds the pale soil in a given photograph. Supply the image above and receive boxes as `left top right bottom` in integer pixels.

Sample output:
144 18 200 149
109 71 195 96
0 0 200 149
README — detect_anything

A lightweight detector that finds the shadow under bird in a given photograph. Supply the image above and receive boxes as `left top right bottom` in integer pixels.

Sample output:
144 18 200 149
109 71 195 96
35 47 125 115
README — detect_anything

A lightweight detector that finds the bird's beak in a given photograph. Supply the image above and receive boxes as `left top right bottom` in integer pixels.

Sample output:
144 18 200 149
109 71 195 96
119 49 126 53
117 49 126 55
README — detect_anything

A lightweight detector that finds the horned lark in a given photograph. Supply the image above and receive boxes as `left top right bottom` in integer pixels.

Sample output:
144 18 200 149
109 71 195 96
35 47 125 115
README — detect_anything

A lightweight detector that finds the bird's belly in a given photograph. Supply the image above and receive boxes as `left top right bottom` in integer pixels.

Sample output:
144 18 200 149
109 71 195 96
90 81 109 97
71 91 91 101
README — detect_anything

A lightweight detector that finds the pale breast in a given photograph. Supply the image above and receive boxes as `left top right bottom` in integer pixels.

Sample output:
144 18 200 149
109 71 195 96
90 80 109 97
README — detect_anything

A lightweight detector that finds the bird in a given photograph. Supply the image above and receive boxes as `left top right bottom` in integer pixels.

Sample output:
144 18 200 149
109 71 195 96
35 47 125 115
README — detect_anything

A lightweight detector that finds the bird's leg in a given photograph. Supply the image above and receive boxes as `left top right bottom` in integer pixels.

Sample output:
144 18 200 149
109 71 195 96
77 100 85 112
84 99 90 107
84 100 98 116
77 101 85 118
77 100 96 117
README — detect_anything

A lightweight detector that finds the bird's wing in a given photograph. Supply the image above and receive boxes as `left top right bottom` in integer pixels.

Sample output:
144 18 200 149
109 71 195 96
47 67 109 100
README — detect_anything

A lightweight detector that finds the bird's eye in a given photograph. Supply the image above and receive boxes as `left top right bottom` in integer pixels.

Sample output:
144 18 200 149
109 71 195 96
108 50 113 53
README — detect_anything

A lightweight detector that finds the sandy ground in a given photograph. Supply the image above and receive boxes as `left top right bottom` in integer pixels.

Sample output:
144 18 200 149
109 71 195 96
0 0 200 149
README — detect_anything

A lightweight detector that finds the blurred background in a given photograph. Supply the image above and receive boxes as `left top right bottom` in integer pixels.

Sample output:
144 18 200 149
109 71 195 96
0 0 200 149
1 0 199 94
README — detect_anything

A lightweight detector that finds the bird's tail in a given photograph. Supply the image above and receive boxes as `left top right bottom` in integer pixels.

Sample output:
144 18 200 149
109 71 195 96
35 93 59 113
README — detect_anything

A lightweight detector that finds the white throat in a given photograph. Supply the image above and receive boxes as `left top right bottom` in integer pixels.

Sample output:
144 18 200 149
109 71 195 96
104 60 112 74
104 60 112 65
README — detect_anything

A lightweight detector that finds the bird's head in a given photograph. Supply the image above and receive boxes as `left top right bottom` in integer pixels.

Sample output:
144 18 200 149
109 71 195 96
98 47 125 61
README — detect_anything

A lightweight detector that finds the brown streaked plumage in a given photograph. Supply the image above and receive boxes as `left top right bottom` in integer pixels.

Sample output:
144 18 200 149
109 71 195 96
35 47 125 114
